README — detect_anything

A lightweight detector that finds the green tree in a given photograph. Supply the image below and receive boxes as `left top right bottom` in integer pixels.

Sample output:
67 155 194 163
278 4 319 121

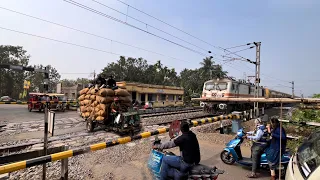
0 45 30 99
27 64 61 93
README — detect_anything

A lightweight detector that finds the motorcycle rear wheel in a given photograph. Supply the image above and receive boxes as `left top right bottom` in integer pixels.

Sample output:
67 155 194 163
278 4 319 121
220 150 236 165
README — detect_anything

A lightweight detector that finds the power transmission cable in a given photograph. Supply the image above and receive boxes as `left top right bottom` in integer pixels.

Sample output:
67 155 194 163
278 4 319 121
63 0 208 57
113 0 292 84
0 6 191 63
0 26 182 70
224 46 255 56
91 0 210 54
62 0 253 75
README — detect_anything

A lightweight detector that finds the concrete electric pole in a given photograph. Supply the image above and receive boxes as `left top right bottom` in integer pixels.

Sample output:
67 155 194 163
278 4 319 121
291 81 294 98
253 42 261 117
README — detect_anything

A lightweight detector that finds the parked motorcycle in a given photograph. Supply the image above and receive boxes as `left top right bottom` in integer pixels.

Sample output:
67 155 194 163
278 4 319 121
148 138 224 180
220 128 291 178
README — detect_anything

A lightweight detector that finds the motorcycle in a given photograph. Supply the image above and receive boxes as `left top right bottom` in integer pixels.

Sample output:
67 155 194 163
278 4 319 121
148 138 224 180
220 128 291 178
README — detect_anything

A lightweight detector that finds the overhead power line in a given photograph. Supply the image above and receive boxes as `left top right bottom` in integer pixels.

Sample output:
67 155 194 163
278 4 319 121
0 6 190 63
0 26 181 70
224 46 255 56
63 0 208 57
113 1 292 83
62 0 252 74
91 0 210 53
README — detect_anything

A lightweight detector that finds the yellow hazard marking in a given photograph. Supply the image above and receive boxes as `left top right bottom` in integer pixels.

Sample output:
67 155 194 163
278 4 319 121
140 132 151 138
200 119 206 124
118 137 132 144
207 118 212 123
0 161 26 174
213 117 218 121
51 150 73 161
158 128 167 134
192 121 198 126
90 143 107 151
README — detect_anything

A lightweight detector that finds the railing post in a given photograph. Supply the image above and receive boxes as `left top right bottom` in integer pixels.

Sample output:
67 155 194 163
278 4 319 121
250 109 253 119
60 145 68 180
261 107 264 115
257 107 260 117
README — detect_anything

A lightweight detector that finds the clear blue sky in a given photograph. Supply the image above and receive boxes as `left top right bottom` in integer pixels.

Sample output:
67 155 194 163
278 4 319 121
0 0 319 96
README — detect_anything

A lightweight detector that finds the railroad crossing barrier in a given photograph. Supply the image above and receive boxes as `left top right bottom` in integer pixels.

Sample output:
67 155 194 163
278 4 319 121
0 101 77 104
0 113 245 176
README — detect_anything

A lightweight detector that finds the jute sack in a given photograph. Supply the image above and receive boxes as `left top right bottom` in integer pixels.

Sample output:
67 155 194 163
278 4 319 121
79 88 89 95
84 94 91 100
90 95 96 101
96 116 104 121
119 96 132 103
78 94 85 101
80 106 86 112
96 110 106 117
89 88 98 95
98 88 115 97
114 89 130 96
96 96 114 104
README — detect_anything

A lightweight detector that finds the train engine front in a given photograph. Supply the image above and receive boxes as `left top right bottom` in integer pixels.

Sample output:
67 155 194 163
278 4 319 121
201 78 230 114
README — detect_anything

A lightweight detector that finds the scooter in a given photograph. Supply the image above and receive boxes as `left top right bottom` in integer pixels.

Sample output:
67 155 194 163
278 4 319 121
148 138 224 180
220 128 291 178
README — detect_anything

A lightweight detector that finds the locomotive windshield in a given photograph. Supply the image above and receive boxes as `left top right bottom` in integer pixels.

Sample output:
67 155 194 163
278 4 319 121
216 82 228 90
205 82 215 90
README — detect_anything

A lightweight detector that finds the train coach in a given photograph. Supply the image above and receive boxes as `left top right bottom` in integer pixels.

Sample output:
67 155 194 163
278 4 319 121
199 77 297 114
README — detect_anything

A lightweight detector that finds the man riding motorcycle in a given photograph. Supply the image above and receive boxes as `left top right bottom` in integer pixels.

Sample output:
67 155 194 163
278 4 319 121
245 118 269 178
152 121 200 180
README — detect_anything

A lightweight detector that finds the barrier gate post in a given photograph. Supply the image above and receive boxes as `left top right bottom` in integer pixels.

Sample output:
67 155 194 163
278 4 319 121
61 145 69 180
43 106 48 180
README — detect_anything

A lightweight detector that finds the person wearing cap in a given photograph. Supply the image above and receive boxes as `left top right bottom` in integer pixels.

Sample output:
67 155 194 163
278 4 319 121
111 97 120 113
245 118 269 178
152 121 201 180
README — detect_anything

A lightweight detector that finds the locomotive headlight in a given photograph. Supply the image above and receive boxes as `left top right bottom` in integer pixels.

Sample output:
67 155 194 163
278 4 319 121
218 103 227 110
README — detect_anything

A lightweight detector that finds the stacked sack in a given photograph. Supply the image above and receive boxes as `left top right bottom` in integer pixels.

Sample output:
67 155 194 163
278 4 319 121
114 88 132 111
78 87 132 121
78 87 91 118
93 88 114 121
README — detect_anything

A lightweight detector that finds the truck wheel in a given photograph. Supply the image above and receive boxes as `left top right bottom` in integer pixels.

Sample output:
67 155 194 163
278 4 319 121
86 120 95 132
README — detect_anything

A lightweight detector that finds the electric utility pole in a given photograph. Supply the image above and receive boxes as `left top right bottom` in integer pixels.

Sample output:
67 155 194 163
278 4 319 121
291 81 294 98
253 42 261 117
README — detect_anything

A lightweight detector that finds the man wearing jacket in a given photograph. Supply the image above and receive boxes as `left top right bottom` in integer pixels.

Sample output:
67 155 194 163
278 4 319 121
246 118 269 178
153 121 200 180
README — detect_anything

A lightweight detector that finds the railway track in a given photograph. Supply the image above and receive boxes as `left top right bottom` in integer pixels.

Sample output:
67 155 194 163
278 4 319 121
0 113 216 162
140 108 203 118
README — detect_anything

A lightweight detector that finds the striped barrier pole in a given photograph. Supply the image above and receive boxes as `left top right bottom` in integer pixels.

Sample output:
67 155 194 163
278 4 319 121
0 113 247 174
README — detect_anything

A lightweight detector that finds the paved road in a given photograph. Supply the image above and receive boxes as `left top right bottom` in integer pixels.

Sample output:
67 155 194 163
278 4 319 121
0 104 79 123
83 137 271 180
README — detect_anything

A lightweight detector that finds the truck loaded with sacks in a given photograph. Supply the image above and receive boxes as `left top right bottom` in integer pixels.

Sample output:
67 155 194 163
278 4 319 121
78 86 142 134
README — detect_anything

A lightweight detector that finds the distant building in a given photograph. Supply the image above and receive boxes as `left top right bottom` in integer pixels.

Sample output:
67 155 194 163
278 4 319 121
61 84 83 100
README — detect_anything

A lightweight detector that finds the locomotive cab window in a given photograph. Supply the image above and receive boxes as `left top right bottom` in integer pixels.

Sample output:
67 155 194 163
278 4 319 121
205 82 215 90
217 82 228 90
